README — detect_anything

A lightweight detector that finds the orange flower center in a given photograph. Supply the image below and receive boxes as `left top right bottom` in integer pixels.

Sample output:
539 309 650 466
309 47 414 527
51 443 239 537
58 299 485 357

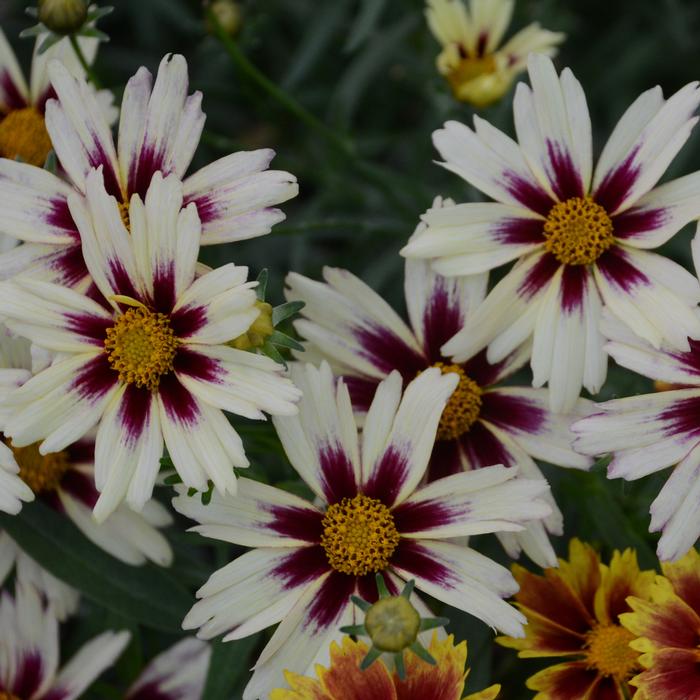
543 196 614 266
585 623 639 680
118 200 131 231
0 107 53 167
9 440 70 494
105 306 179 391
321 494 400 576
429 363 482 440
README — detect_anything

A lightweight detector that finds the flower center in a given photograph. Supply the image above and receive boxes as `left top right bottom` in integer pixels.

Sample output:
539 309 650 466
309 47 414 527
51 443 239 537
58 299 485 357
543 196 614 266
7 440 70 494
365 595 421 652
0 107 53 167
430 363 482 440
448 53 496 88
118 201 131 231
0 692 22 700
585 624 639 680
104 306 179 391
321 494 400 577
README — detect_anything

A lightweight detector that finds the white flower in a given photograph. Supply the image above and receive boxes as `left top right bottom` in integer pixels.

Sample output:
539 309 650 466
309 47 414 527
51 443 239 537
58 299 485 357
0 171 301 522
0 52 297 290
173 362 551 700
126 637 211 700
0 581 129 699
403 53 700 412
426 0 564 107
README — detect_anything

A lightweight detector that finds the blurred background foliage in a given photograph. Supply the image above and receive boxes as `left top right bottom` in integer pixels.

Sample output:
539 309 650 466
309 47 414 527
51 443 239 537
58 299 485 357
2 0 700 697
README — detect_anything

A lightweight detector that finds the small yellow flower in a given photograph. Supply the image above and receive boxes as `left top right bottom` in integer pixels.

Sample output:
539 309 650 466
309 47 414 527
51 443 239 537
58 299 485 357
425 0 564 107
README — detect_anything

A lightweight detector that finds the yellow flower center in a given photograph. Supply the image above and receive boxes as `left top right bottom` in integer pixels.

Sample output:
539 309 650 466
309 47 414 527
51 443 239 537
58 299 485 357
8 440 70 494
543 196 614 266
118 200 131 231
430 363 482 441
0 107 53 167
229 300 274 350
0 692 22 700
365 595 421 652
585 624 639 680
321 494 400 577
104 306 179 391
448 54 496 87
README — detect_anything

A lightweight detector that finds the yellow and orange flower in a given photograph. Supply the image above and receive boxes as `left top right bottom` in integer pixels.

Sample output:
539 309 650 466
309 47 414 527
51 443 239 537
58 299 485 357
498 539 655 700
270 633 499 700
621 547 700 699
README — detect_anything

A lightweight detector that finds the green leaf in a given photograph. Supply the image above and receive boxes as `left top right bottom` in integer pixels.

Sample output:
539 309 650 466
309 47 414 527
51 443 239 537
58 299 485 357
268 330 304 352
202 635 259 700
272 301 305 326
0 500 192 632
256 268 269 301
261 340 287 367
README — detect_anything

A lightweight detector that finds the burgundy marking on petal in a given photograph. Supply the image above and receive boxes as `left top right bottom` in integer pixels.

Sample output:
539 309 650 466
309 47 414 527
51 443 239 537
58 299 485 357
72 353 117 401
390 539 458 588
357 571 398 603
560 265 587 314
42 489 64 513
12 652 44 697
480 391 547 435
458 421 514 468
46 198 79 238
612 207 668 240
392 495 468 534
318 443 357 504
304 570 355 630
0 72 28 112
461 348 506 388
476 32 488 57
493 217 545 246
158 373 199 424
343 375 379 413
502 172 555 217
170 304 207 338
546 140 585 200
35 85 57 115
125 684 171 700
119 384 153 445
363 445 409 507
108 260 141 300
667 340 700 379
593 147 641 214
48 244 89 287
518 252 560 299
86 141 122 201
152 262 176 313
353 325 426 379
66 436 95 464
186 192 219 225
426 438 464 482
266 504 323 542
64 311 111 344
59 469 98 509
595 246 648 291
271 545 329 589
422 278 465 362
660 395 700 438
173 347 224 383
128 146 169 200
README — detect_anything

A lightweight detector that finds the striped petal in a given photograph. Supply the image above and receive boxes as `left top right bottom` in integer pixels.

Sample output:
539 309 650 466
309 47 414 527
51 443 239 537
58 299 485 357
0 28 29 112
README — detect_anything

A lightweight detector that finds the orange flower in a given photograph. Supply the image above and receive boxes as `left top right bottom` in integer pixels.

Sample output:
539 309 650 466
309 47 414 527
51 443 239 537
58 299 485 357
270 633 499 700
497 539 655 700
621 547 700 699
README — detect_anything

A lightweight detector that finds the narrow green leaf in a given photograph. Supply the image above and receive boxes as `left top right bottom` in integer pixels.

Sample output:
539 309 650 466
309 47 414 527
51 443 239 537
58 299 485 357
256 268 269 301
272 300 305 326
203 635 259 700
0 501 192 632
269 330 304 352
261 341 287 367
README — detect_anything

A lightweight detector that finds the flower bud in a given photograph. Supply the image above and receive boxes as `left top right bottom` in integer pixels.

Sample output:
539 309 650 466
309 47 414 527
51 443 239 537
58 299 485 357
38 0 88 35
364 595 421 653
229 300 274 351
207 0 242 37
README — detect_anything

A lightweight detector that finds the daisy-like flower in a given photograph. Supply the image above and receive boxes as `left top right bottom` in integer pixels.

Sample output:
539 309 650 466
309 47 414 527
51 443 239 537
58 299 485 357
285 203 591 568
498 539 655 700
425 0 563 107
0 170 301 522
402 53 700 412
173 362 551 700
0 24 115 168
573 288 700 561
0 580 130 700
621 547 700 699
0 51 297 290
271 633 500 700
126 637 211 700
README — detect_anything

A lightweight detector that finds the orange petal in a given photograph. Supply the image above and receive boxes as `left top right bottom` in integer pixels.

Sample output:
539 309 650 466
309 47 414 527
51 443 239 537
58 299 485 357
526 660 599 700
661 546 700 618
629 647 700 700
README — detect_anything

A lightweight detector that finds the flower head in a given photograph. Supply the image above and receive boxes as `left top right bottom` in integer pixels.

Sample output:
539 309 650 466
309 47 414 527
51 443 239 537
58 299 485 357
402 54 700 412
498 539 655 699
37 0 88 35
425 0 564 107
621 547 700 699
173 362 551 699
0 171 301 522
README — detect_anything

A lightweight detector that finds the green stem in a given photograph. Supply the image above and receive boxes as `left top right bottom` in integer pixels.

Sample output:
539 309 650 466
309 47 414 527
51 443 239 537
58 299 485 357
69 34 101 88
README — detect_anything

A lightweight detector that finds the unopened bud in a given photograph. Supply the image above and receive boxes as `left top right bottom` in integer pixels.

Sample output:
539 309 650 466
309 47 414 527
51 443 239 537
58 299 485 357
207 0 242 36
38 0 88 34
229 300 274 351
364 595 420 653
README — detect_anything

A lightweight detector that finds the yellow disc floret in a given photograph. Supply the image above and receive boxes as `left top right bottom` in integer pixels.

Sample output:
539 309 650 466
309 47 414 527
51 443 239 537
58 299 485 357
585 624 639 680
0 107 53 167
105 306 179 391
429 363 482 441
9 440 70 494
365 595 421 652
321 494 400 576
543 196 614 266
118 201 131 232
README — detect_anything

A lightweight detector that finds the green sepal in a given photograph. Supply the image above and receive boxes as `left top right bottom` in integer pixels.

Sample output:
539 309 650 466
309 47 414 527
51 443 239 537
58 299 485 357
19 24 44 38
339 623 367 636
272 300 305 326
269 330 304 352
78 26 110 41
187 487 198 497
37 32 63 54
86 5 114 21
375 572 390 598
201 482 214 505
163 473 183 486
409 641 436 665
25 6 39 17
350 595 371 612
43 150 57 174
360 645 382 670
256 268 269 301
394 650 406 679
418 616 450 632
400 578 415 599
261 340 287 367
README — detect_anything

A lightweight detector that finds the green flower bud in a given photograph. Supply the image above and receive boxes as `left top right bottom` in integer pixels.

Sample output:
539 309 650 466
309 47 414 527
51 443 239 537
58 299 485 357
365 595 421 653
207 0 242 37
38 0 88 35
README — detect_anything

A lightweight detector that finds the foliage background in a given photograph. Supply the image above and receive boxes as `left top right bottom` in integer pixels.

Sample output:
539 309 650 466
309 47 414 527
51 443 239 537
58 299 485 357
2 0 700 697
